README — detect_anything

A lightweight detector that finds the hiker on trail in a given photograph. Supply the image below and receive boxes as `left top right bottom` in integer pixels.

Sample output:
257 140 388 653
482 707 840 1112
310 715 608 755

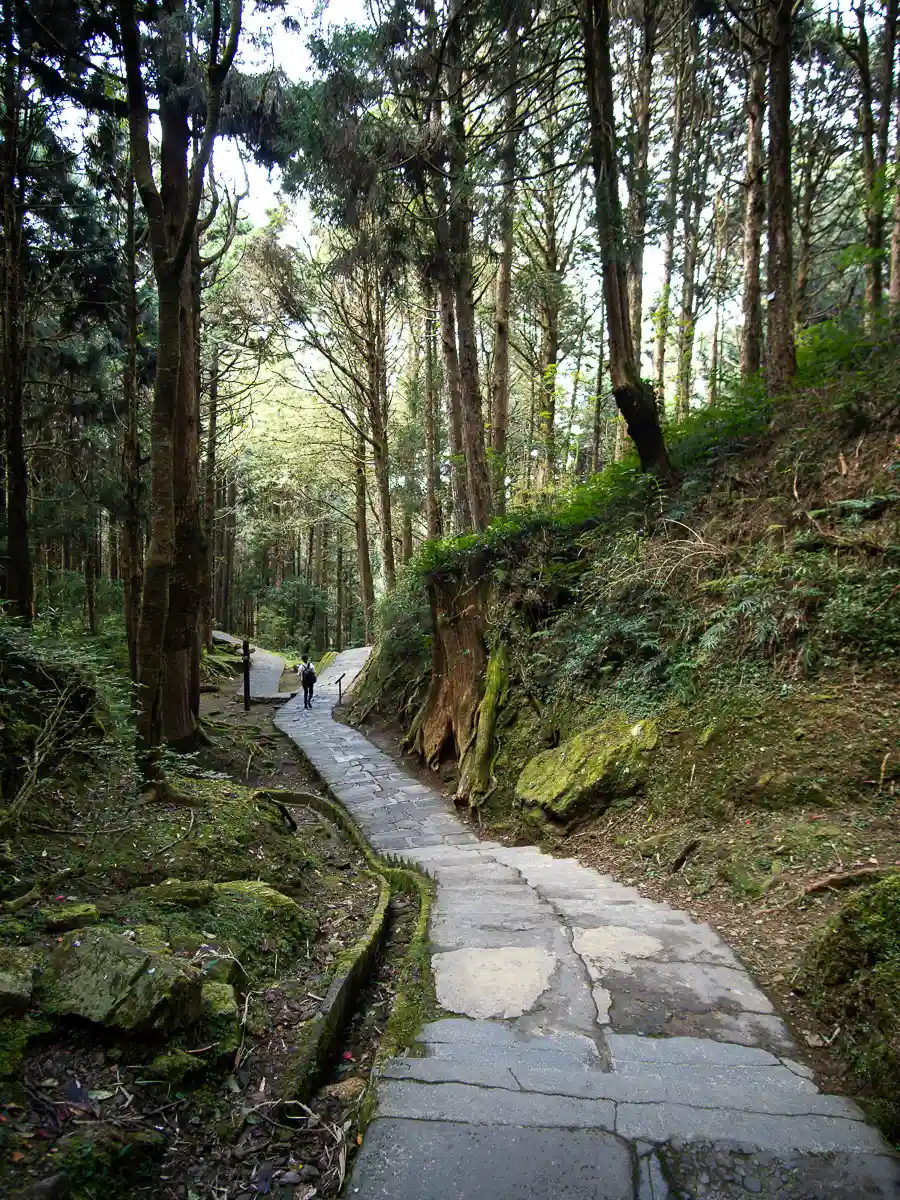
300 657 316 709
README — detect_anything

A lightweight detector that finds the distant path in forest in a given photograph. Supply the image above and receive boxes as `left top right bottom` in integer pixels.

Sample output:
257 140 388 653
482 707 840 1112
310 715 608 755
274 648 899 1200
211 631 288 699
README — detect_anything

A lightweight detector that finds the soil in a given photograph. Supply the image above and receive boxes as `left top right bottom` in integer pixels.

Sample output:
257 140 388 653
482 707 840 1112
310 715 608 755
1 673 414 1200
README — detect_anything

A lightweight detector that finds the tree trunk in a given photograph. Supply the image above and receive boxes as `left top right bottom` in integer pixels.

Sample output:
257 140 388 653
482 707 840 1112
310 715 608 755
1 4 32 622
765 0 797 395
591 314 605 474
652 16 686 409
354 421 376 641
424 294 442 538
581 0 673 481
438 280 471 531
335 531 344 652
489 26 519 517
741 50 766 379
446 0 493 530
120 0 241 765
201 343 218 650
626 0 659 362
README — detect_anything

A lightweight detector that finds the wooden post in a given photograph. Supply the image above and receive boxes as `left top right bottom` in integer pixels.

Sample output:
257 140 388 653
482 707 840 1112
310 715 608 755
242 639 251 711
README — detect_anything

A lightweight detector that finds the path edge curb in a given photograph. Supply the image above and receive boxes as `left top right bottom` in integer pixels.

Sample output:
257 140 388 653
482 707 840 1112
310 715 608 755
252 788 435 1112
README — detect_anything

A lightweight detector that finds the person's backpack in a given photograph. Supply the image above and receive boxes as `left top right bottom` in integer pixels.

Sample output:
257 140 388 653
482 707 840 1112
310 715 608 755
301 663 316 685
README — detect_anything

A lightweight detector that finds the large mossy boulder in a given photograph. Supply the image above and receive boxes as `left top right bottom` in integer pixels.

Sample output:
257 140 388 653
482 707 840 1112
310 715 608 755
39 929 202 1035
515 717 658 821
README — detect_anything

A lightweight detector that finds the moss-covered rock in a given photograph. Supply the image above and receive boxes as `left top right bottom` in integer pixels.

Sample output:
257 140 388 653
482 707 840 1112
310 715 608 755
0 946 37 1013
56 1126 166 1194
130 924 170 954
39 929 202 1034
209 880 313 961
148 1047 202 1082
800 874 900 1138
198 980 241 1056
131 879 216 907
39 903 100 932
515 717 658 820
0 1013 49 1076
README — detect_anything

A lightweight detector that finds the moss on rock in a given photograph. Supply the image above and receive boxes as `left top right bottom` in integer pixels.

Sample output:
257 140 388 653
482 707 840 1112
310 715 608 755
800 874 900 1138
40 903 100 932
0 946 37 1013
198 980 241 1056
208 880 313 963
131 879 216 907
39 928 202 1034
515 716 658 820
148 1047 202 1082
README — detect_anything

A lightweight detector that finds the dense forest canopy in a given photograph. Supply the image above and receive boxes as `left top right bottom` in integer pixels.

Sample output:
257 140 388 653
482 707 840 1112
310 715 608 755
1 0 898 746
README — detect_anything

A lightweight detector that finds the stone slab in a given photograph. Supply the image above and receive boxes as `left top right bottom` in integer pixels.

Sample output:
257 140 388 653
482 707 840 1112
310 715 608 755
377 1079 616 1130
348 1119 635 1200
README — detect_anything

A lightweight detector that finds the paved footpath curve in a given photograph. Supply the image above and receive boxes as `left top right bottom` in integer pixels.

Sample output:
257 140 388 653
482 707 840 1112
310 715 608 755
212 631 290 700
269 649 899 1200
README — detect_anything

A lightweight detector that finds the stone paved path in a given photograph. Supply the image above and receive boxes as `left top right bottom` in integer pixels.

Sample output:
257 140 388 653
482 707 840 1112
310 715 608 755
272 649 899 1199
212 631 290 700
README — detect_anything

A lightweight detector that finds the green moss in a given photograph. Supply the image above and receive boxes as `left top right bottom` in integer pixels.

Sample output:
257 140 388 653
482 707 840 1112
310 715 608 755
57 1126 167 1197
515 717 658 820
148 1047 202 1082
800 874 900 1138
197 980 241 1057
0 1013 50 1076
40 902 100 932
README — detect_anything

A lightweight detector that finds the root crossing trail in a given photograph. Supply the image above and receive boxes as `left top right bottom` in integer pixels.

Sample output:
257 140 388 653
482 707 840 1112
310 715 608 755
271 649 898 1199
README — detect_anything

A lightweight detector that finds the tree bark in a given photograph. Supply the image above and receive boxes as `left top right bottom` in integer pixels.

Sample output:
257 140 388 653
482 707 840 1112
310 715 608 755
335 531 344 652
626 0 659 362
424 293 442 539
201 342 218 650
120 0 242 763
446 0 493 530
581 0 673 481
438 280 471 531
765 0 797 395
1 1 32 621
741 50 766 379
489 25 519 516
652 21 685 410
121 166 143 678
354 420 376 641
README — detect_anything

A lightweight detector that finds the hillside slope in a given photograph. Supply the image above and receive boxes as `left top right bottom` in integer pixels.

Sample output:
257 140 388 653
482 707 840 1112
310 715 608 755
351 324 900 1138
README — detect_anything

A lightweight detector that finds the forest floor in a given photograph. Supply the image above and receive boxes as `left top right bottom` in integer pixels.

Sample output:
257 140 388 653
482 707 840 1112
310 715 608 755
1 655 415 1200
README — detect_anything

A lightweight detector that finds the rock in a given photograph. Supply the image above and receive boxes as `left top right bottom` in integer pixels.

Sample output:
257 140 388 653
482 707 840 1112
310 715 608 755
39 903 100 932
199 980 241 1056
515 717 658 820
132 879 216 907
39 929 202 1034
319 1076 367 1103
27 1173 70 1198
56 1127 166 1187
0 946 37 1013
148 1048 202 1082
210 880 313 956
130 925 170 953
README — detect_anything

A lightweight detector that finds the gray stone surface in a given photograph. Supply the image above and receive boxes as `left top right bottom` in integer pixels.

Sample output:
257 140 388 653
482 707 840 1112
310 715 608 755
349 1120 635 1199
270 647 898 1200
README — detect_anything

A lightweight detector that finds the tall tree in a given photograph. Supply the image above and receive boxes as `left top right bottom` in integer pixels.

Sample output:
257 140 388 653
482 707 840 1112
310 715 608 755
580 0 673 479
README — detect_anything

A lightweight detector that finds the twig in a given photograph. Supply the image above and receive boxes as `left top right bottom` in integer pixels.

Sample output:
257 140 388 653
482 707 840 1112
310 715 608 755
802 865 895 895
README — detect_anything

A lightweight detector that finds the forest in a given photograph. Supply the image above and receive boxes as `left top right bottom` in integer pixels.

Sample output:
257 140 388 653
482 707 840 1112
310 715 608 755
1 0 900 1194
